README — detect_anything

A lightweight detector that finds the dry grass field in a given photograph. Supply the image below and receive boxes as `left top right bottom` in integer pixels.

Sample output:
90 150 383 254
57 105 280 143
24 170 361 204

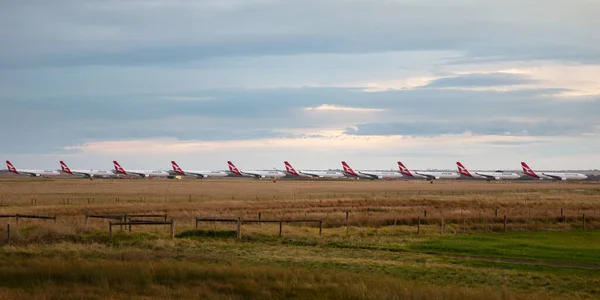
0 177 599 299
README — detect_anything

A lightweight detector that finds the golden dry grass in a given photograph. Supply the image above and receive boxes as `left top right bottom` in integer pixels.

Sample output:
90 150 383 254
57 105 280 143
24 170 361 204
0 178 599 232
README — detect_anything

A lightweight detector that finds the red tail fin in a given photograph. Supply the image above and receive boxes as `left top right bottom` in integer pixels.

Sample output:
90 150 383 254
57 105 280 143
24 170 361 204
171 161 184 175
59 161 72 174
227 161 242 176
284 161 299 176
456 162 472 177
521 162 538 178
6 160 17 174
113 160 126 174
341 161 358 176
397 162 413 177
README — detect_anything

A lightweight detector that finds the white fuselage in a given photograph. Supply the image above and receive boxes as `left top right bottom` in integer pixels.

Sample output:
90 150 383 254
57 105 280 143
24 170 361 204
358 171 403 180
472 171 522 181
296 170 346 178
64 169 116 178
118 169 171 178
345 170 403 180
235 170 287 178
409 171 460 180
10 169 61 177
172 170 230 178
539 172 588 181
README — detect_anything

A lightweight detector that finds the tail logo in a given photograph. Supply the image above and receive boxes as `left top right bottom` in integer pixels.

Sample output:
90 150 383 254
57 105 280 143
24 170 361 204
6 160 17 173
113 161 126 174
171 161 184 175
227 161 242 175
456 162 471 177
284 161 298 176
397 162 413 176
59 161 72 174
521 162 538 177
341 161 357 176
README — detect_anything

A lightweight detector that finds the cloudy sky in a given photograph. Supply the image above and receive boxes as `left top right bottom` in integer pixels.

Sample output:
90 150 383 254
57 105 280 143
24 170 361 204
1 0 599 171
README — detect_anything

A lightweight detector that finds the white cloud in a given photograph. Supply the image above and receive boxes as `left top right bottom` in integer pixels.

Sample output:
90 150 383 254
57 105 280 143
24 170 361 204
304 104 386 112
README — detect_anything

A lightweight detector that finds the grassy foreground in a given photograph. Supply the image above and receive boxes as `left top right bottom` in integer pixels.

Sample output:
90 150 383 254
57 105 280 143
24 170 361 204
0 227 599 299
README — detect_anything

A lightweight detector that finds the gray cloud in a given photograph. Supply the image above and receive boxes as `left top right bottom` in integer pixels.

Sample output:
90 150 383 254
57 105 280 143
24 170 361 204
1 87 598 154
0 0 598 68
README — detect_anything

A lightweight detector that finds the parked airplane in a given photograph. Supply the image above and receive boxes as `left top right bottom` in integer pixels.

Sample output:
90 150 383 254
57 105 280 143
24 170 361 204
227 161 287 179
59 161 115 178
341 161 403 180
113 161 170 178
284 161 345 178
170 161 229 178
397 162 460 180
521 162 587 181
456 162 521 181
5 160 60 177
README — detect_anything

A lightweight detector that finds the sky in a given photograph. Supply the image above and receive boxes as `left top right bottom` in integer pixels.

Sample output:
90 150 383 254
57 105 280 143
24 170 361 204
1 0 599 171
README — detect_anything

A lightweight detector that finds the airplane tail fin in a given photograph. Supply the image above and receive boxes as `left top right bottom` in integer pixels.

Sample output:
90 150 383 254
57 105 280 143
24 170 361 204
520 162 539 177
227 161 242 176
456 162 472 177
171 161 184 175
341 161 357 176
397 161 413 176
113 160 126 174
59 161 72 174
284 161 299 176
6 160 17 173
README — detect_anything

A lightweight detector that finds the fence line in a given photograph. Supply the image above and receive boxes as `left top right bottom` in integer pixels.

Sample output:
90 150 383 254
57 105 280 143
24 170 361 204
195 217 323 238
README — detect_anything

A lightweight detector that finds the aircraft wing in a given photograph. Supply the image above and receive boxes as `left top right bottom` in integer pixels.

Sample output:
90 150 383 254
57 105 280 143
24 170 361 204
71 171 93 178
541 173 566 181
20 171 42 177
123 171 149 178
415 172 436 180
474 172 499 180
240 171 265 178
358 172 382 180
186 171 208 178
298 171 323 178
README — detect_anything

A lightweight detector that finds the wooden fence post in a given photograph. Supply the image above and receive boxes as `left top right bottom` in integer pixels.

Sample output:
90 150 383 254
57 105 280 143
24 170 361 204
6 224 10 243
121 215 125 231
583 214 586 232
424 210 427 218
170 218 175 239
194 217 198 229
279 220 283 237
319 219 323 236
503 215 507 232
417 217 420 235
54 215 57 224
345 211 349 235
15 214 19 227
495 208 498 217
109 222 113 238
236 217 241 239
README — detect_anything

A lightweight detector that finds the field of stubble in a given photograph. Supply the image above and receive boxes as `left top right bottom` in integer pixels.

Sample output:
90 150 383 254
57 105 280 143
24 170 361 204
0 177 599 299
